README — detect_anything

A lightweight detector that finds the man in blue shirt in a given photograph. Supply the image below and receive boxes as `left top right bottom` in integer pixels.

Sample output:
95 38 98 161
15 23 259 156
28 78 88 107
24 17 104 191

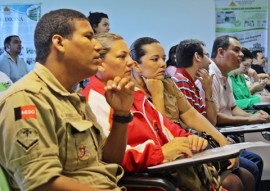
0 35 28 82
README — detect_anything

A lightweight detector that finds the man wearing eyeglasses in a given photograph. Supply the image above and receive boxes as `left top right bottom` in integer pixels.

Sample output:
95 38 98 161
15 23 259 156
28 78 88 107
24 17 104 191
229 47 270 110
209 35 268 191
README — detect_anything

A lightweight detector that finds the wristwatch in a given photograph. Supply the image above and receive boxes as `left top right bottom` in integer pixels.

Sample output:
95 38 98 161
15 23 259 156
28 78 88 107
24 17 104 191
205 95 214 102
113 112 133 123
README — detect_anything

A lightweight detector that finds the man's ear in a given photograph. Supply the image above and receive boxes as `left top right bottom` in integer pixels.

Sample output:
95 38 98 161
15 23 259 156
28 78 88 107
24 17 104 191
132 61 142 73
194 52 201 62
4 43 10 51
52 34 65 53
217 47 224 58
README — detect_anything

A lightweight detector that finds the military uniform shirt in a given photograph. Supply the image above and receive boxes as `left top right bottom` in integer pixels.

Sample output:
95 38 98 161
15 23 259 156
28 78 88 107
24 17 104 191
0 63 123 191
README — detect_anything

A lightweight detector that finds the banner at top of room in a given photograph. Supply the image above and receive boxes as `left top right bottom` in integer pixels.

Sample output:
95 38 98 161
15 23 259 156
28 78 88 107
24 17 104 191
215 0 268 59
0 4 41 72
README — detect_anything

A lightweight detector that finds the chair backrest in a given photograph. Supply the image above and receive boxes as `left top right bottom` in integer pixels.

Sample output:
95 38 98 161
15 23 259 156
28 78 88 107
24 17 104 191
0 166 11 191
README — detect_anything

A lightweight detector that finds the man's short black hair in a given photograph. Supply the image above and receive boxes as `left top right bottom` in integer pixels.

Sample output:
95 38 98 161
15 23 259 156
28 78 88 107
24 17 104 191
34 9 87 64
176 39 205 68
87 12 108 33
251 50 263 59
211 35 239 59
4 35 19 51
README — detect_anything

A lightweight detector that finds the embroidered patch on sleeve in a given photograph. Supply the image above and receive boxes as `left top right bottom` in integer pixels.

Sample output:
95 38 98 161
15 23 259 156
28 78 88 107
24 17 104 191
16 128 39 152
14 105 37 121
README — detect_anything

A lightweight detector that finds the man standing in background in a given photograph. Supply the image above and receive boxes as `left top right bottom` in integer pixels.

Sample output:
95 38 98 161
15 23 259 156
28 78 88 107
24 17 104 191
0 35 28 82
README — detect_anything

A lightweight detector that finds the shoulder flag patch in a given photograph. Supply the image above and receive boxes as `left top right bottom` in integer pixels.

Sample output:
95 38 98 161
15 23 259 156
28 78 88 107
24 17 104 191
14 105 37 121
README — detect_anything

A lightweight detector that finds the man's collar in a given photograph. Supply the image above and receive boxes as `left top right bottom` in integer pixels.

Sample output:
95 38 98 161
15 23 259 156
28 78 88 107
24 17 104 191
175 68 195 84
34 63 72 96
210 62 227 79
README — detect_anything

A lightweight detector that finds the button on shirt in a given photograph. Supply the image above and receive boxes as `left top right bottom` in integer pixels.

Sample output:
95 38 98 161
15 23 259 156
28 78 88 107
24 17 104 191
209 62 236 116
0 51 28 82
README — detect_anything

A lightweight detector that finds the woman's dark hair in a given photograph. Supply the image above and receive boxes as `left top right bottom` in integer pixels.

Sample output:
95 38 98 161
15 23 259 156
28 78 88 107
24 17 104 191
130 37 159 64
241 47 253 61
88 12 108 32
166 45 178 67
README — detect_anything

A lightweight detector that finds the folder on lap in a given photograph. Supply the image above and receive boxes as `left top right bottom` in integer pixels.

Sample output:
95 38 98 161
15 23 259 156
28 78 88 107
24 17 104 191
218 123 270 134
147 141 270 173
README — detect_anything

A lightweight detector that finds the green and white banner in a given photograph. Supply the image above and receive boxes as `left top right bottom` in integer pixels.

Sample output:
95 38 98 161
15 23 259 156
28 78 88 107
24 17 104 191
215 0 268 57
0 4 41 71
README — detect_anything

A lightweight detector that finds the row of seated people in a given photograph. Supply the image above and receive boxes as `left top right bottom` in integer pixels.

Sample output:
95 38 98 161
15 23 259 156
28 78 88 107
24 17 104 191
167 45 270 112
0 8 268 191
81 33 269 191
228 49 270 114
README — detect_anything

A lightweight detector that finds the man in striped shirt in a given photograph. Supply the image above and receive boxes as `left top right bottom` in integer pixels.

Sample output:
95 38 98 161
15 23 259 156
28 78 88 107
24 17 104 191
173 38 264 191
172 39 216 125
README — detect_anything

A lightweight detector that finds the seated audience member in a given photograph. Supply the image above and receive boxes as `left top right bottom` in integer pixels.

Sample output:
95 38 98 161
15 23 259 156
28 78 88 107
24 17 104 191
130 37 231 154
129 37 259 191
247 67 259 84
246 68 269 96
172 39 217 126
0 35 28 82
251 50 270 92
251 50 267 75
229 47 270 109
0 9 135 191
0 71 12 97
166 45 178 76
88 11 110 34
209 35 269 126
81 33 227 191
238 60 261 95
210 35 268 191
82 33 258 191
173 38 262 191
75 11 111 91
